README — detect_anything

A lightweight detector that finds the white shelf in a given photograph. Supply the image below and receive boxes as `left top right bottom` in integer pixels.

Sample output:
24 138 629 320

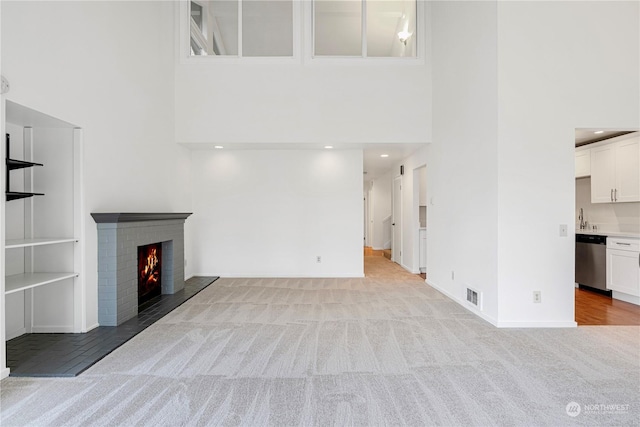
5 272 78 295
5 238 77 249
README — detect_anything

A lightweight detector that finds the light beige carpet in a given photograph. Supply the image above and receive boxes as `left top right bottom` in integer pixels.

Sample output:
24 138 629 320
1 257 639 426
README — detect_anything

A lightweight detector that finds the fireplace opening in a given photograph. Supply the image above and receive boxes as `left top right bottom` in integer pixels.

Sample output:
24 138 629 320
138 242 162 306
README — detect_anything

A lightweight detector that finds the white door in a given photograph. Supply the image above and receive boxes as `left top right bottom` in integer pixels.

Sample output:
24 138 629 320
392 176 402 264
363 193 367 247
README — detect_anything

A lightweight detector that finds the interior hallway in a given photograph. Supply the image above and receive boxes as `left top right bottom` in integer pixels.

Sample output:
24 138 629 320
1 257 638 426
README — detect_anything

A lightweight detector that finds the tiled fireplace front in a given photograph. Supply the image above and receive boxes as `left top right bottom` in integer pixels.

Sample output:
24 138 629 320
91 213 192 326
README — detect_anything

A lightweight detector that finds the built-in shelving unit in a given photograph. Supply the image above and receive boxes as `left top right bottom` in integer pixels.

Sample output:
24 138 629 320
5 134 44 201
5 238 77 249
1 99 85 378
6 272 79 295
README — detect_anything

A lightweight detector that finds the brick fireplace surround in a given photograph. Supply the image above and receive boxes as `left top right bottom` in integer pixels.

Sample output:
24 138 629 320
91 213 192 326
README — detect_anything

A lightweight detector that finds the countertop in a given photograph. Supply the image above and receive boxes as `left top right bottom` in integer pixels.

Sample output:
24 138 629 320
576 229 640 239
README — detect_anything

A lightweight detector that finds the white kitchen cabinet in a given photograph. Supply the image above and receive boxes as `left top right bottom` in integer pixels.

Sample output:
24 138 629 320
590 134 640 203
615 138 640 202
607 237 640 302
590 144 616 202
575 147 591 178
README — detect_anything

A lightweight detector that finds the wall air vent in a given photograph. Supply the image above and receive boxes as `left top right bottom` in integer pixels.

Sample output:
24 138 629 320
466 286 482 310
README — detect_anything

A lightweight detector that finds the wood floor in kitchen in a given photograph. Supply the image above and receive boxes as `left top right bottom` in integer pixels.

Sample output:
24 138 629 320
575 287 640 325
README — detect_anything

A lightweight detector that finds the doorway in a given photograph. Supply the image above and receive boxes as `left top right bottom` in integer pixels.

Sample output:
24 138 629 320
392 175 402 265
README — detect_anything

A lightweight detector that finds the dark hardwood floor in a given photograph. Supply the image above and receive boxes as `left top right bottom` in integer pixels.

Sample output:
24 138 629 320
575 287 640 326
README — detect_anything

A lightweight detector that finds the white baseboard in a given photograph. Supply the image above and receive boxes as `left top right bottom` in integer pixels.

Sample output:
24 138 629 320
31 325 75 333
400 263 420 275
496 320 577 328
426 279 577 329
612 291 640 306
426 279 499 327
85 323 100 332
6 327 26 341
1 367 10 380
198 273 365 278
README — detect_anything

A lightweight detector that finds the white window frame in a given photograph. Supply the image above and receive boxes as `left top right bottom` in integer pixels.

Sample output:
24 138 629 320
178 0 302 64
306 0 426 64
178 0 427 65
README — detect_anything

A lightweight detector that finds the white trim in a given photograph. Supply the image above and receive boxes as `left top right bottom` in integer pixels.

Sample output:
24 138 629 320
496 321 578 328
612 291 640 306
85 322 100 333
426 279 578 328
1 368 10 380
200 274 366 279
31 325 75 334
73 128 85 333
5 327 26 341
400 262 419 275
392 175 402 265
426 279 499 327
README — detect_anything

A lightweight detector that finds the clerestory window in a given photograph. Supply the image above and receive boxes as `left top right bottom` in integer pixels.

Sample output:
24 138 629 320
185 0 418 60
189 0 294 57
313 0 417 58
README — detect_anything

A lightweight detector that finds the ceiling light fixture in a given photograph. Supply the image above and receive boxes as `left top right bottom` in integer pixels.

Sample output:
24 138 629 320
214 145 224 149
397 31 412 46
324 145 333 149
593 130 604 134
380 154 389 158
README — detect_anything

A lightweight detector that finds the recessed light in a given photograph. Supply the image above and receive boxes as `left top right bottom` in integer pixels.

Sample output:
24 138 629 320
324 145 333 149
214 145 224 149
593 131 604 134
380 154 389 158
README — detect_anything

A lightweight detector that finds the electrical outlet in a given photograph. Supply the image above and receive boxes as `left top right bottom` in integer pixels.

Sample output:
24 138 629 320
533 291 541 303
184 258 187 267
316 256 322 263
451 271 455 280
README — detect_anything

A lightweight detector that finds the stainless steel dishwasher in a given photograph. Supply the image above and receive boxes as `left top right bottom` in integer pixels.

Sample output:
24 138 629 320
575 234 608 291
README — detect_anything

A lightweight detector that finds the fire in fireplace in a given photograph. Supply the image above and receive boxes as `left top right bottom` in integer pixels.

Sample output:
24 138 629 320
138 243 162 306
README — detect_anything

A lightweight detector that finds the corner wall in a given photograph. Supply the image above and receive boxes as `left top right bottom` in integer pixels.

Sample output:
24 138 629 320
428 1 500 324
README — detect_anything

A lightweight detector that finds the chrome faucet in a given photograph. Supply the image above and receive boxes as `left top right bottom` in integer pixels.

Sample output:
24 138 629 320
579 208 585 230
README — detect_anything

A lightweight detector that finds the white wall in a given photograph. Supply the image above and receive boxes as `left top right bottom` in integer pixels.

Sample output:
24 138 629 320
1 1 193 331
496 1 639 326
576 177 640 233
174 3 431 145
429 1 639 327
428 1 500 324
190 149 363 277
371 170 392 250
